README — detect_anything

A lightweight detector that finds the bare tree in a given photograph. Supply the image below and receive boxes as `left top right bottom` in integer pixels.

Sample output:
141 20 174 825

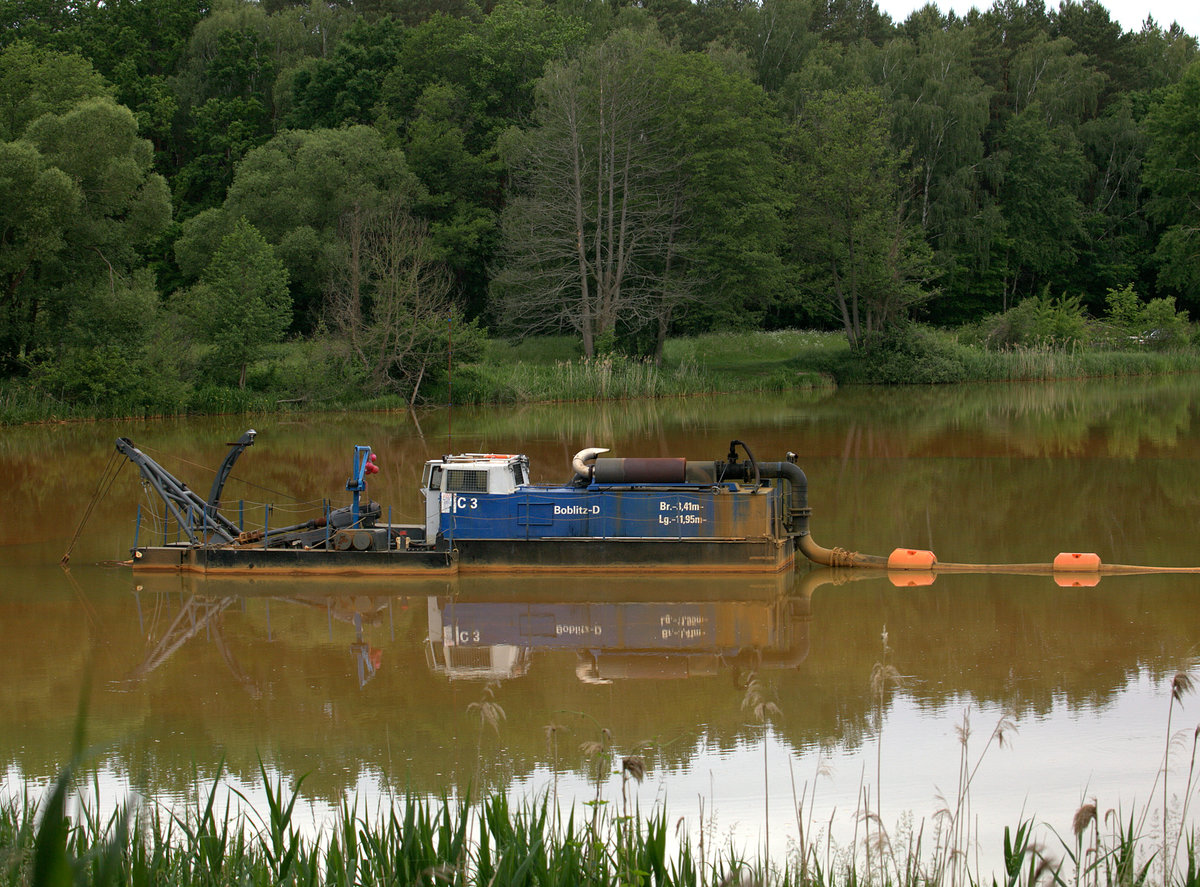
494 30 689 357
326 201 454 404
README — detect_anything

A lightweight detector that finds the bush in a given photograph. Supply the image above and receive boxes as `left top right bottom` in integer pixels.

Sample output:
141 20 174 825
28 344 189 416
975 290 1089 349
838 325 970 384
1136 296 1191 349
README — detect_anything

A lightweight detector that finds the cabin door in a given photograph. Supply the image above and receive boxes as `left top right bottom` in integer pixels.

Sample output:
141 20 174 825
423 465 444 541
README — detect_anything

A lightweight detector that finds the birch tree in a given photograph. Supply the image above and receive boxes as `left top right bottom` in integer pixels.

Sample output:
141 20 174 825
493 29 682 357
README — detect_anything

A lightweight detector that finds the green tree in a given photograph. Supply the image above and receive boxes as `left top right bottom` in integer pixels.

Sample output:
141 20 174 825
875 28 993 322
0 38 112 140
1073 94 1153 307
1050 0 1137 99
176 125 423 329
988 107 1088 310
173 2 285 212
1127 18 1198 92
403 82 498 319
67 0 208 156
0 42 171 372
748 0 820 92
184 217 291 389
789 87 935 346
654 49 788 338
285 15 410 130
425 0 590 148
1144 58 1200 310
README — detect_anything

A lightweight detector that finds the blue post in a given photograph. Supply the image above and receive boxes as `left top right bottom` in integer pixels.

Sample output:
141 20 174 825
346 445 372 527
264 504 270 550
239 500 244 532
134 504 142 553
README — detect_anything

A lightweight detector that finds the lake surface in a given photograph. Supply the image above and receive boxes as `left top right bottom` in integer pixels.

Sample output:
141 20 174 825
4 378 1200 876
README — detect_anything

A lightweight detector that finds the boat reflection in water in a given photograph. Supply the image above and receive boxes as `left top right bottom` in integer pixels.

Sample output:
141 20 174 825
424 575 810 683
126 571 814 689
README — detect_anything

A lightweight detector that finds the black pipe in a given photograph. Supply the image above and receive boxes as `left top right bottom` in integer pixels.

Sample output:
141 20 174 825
726 440 761 491
756 461 810 537
205 430 256 526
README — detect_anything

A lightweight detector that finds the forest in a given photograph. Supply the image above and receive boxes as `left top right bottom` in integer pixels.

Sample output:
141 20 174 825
1 0 1198 414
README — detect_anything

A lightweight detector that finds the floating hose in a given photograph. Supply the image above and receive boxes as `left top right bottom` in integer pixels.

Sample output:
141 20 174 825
797 531 1200 576
762 457 1200 578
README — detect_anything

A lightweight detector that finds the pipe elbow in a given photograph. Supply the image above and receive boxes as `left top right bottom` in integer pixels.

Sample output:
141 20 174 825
572 447 610 481
797 533 890 568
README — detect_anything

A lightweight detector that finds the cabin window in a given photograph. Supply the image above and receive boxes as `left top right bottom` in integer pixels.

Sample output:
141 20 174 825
512 465 525 486
446 469 487 493
427 466 443 491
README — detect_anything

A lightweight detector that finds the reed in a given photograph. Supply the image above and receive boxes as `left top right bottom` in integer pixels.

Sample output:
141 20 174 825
0 775 764 887
448 352 828 406
8 667 1200 887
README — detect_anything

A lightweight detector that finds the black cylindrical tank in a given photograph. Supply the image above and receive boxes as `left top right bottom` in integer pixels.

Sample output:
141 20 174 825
592 457 687 484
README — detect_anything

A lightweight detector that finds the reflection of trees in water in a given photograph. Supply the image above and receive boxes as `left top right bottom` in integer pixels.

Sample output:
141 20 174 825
5 569 1198 805
10 376 1200 543
7 376 1200 798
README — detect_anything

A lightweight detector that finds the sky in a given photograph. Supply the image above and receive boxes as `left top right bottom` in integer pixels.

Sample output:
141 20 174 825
874 0 1200 36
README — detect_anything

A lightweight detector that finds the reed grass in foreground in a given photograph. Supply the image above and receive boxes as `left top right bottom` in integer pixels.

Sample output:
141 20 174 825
0 784 1193 887
9 659 1200 887
5 735 1200 887
0 771 740 887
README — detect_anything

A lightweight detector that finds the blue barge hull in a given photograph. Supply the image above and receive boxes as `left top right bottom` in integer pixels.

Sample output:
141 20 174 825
120 436 808 575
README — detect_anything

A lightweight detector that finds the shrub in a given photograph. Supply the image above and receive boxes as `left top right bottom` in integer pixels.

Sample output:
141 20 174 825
977 290 1089 349
840 324 970 384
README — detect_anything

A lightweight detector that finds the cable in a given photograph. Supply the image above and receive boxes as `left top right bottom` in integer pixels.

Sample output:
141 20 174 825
61 450 126 565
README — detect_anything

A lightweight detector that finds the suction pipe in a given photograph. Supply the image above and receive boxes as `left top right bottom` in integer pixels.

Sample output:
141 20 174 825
753 460 891 569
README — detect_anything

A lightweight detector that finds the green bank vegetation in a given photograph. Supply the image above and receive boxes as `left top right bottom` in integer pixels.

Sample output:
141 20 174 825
6 290 1200 424
3 0 1200 423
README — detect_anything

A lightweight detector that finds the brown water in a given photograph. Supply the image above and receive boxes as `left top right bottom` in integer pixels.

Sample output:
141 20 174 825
4 378 1200 870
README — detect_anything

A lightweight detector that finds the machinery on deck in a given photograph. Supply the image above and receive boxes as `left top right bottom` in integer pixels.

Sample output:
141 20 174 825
115 432 816 575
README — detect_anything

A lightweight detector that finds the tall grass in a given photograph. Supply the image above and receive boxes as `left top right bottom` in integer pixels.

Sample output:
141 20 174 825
0 772 757 887
9 673 1200 887
958 344 1200 382
449 351 830 405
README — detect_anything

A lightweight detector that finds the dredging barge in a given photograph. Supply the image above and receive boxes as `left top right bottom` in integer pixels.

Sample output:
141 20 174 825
116 431 814 575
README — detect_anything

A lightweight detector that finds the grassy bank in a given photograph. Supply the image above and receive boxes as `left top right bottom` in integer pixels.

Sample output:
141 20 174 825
448 331 840 405
6 326 1200 425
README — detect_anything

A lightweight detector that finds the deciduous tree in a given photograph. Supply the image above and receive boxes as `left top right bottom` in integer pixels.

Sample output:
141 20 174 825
183 217 291 388
326 202 458 403
176 125 422 328
0 42 170 371
1144 58 1200 311
494 30 681 357
790 87 934 346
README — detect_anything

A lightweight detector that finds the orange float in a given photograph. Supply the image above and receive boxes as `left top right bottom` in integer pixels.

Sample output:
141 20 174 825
1053 552 1102 572
887 547 938 570
888 570 937 587
1054 572 1101 587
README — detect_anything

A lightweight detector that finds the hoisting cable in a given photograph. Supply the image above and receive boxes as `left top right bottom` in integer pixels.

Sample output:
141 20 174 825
61 449 127 566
